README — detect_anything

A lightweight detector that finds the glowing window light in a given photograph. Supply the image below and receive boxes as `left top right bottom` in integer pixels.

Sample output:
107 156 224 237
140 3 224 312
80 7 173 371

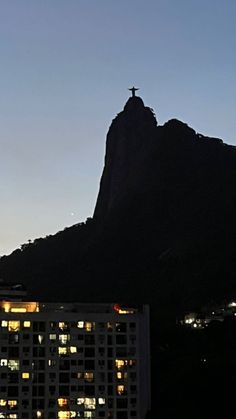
49 334 57 341
228 302 236 307
117 372 122 379
59 334 70 344
22 372 30 379
11 307 27 313
58 412 76 418
0 399 6 406
70 346 77 354
0 359 7 367
8 400 17 408
84 398 96 409
85 322 95 332
84 372 94 382
8 415 18 419
8 321 20 332
1 320 8 327
115 359 125 369
36 412 42 418
59 322 68 331
23 321 31 328
117 385 126 395
84 412 95 418
58 347 68 355
113 303 135 314
58 398 69 407
1 301 39 313
77 321 84 328
8 360 19 371
98 398 106 405
77 398 84 405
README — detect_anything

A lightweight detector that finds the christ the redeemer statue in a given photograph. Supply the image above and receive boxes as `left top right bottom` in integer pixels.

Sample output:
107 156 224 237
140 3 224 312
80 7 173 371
129 86 139 97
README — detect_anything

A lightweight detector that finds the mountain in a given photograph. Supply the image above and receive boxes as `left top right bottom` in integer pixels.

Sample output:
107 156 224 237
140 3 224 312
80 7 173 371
1 94 236 314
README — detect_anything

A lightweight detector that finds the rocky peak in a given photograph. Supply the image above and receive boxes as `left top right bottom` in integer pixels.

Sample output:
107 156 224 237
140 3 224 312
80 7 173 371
93 96 157 219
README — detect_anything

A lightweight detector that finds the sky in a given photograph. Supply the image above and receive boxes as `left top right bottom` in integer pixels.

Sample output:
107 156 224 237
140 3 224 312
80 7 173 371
0 0 236 255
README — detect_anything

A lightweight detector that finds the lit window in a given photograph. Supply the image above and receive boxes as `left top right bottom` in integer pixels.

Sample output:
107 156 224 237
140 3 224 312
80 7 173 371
11 307 27 313
77 321 84 328
84 412 95 418
1 301 39 313
115 359 125 369
8 321 20 332
98 398 106 405
84 398 96 409
38 335 44 344
58 347 68 355
117 385 126 395
84 372 94 382
70 346 77 354
8 414 18 419
8 360 19 371
49 334 57 341
36 412 42 418
59 334 70 344
58 412 76 418
0 359 7 367
1 320 8 327
23 321 31 328
117 372 122 379
58 398 69 407
59 322 68 331
48 359 56 367
8 400 17 408
107 322 113 331
77 398 84 405
0 399 6 406
85 322 94 332
22 372 30 379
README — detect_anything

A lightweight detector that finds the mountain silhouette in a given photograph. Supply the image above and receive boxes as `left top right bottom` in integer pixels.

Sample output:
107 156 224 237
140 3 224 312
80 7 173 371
1 94 236 315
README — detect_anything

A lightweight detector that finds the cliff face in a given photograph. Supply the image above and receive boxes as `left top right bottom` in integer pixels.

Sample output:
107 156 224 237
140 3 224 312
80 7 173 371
94 96 157 218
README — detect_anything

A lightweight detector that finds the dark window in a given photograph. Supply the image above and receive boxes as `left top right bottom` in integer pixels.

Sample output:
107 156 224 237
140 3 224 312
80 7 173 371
107 372 113 383
8 347 19 357
84 385 95 396
108 348 113 357
85 360 95 369
84 347 95 357
85 335 95 345
49 385 56 395
59 385 70 396
116 412 128 419
8 386 18 396
116 335 127 345
116 323 127 333
117 399 128 409
107 336 113 345
108 398 113 408
108 385 113 395
116 347 127 357
117 412 128 419
59 372 70 382
77 334 84 341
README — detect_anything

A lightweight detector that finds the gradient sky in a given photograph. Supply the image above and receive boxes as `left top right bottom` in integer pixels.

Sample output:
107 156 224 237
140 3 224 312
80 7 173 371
1 0 236 255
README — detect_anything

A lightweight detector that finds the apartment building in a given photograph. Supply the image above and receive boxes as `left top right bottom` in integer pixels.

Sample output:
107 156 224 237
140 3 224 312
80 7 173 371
0 284 150 419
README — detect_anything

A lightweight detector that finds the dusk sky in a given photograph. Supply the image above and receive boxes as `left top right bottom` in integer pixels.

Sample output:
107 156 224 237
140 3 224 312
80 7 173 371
1 0 236 255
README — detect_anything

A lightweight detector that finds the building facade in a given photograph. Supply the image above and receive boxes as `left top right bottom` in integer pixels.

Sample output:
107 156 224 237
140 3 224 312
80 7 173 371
0 294 150 419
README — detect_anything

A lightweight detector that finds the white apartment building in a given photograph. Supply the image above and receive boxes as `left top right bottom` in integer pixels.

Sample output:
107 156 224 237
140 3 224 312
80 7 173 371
0 285 150 419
